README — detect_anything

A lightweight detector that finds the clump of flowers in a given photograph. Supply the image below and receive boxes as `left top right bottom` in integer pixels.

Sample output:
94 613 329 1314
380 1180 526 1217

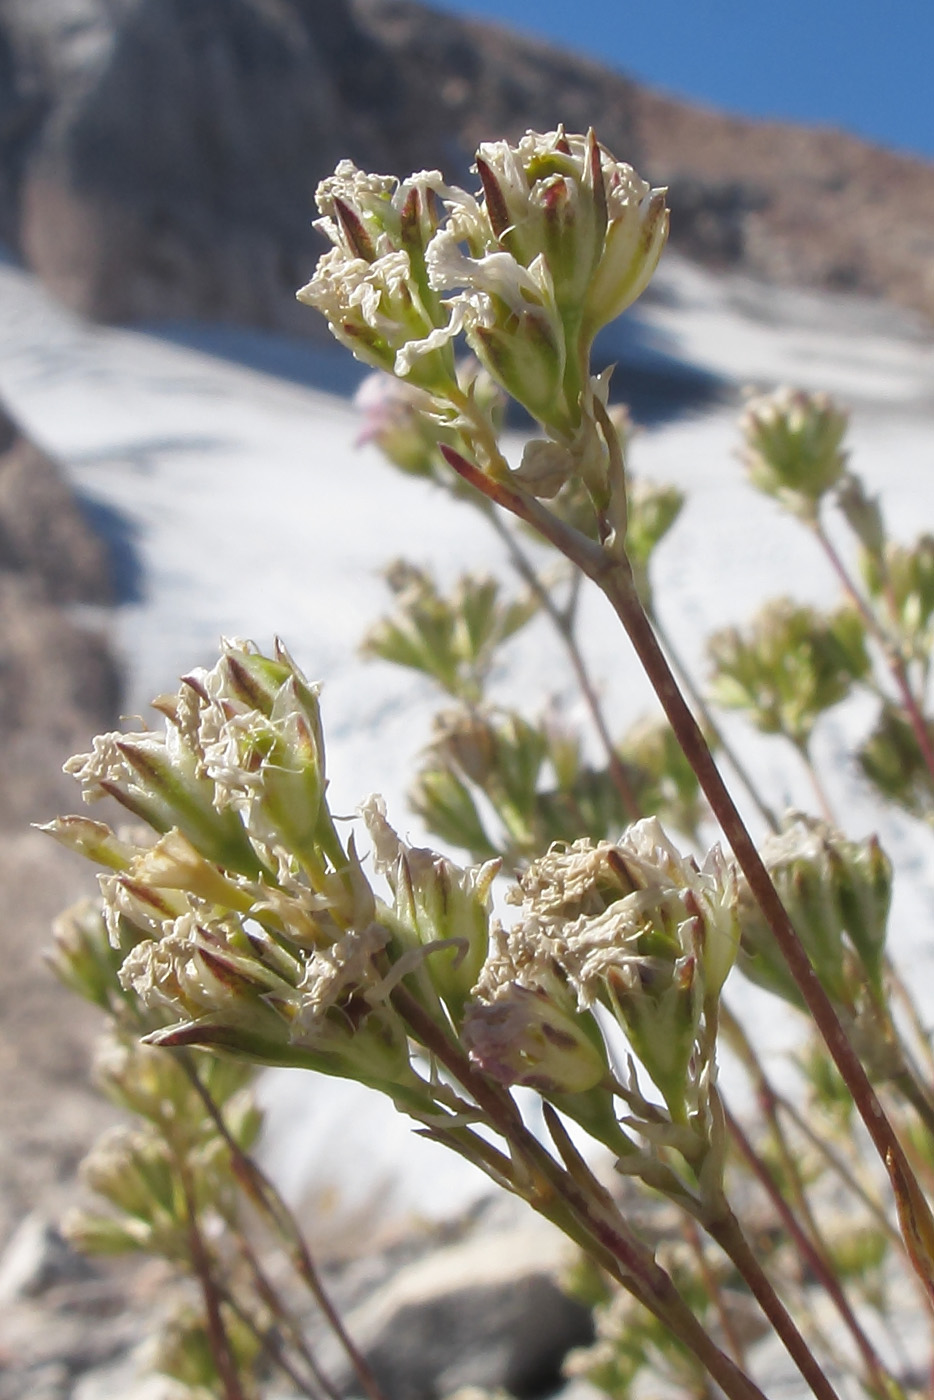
47 128 934 1400
299 128 667 546
740 387 849 520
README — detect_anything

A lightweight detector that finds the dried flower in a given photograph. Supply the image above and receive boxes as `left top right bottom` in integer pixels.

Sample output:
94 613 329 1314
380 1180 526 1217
493 820 739 1120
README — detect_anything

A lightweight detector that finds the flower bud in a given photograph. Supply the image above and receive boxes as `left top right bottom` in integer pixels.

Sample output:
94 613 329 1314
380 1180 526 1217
836 473 885 559
859 702 934 821
862 534 934 649
740 387 849 519
707 598 868 747
354 372 448 479
463 981 607 1094
64 728 260 876
38 816 136 871
624 477 685 607
409 763 497 860
362 795 499 1014
737 816 892 1011
48 899 124 1011
62 1209 148 1257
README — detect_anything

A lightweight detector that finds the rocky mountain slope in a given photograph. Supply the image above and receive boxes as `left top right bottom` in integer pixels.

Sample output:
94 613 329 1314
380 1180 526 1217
0 0 931 332
0 396 122 1253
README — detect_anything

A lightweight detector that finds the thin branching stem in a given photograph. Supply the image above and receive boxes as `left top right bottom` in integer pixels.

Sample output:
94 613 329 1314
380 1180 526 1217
391 982 769 1400
178 1160 248 1400
648 605 781 832
439 443 934 1308
234 1232 343 1400
723 1105 892 1395
179 1059 389 1400
793 737 837 825
220 1281 325 1400
484 505 643 820
682 1215 747 1367
705 1201 843 1400
812 516 934 788
888 959 934 1079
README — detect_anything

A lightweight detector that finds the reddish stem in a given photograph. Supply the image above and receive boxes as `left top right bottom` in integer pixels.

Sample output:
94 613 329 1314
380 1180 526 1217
439 444 934 1307
724 1105 892 1394
813 519 934 790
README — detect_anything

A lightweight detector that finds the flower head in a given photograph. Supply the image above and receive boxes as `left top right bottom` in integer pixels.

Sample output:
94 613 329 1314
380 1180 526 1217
741 387 849 519
489 819 739 1119
468 128 668 336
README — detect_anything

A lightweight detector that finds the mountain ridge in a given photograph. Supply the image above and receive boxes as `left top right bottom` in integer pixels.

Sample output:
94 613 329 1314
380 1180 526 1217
0 0 931 330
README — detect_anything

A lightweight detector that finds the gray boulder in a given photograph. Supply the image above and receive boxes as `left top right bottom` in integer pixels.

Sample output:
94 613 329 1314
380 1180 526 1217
328 1221 593 1400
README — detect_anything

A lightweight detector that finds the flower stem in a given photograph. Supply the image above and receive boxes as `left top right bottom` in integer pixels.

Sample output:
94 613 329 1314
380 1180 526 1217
390 981 768 1400
178 1159 248 1400
179 1058 389 1400
705 1201 843 1400
485 507 642 820
723 1103 892 1395
439 443 934 1306
812 517 934 789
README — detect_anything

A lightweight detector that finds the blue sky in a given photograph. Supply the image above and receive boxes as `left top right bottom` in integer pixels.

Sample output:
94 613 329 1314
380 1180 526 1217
424 0 934 161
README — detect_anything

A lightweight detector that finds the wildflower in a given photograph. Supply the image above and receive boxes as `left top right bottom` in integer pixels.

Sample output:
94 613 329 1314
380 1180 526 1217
299 132 667 439
64 723 260 876
466 128 668 337
498 820 739 1119
362 795 499 1014
297 162 463 390
740 387 848 519
737 815 892 1010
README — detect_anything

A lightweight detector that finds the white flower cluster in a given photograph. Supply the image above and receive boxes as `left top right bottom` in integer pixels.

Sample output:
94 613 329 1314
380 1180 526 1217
56 641 417 1081
468 819 739 1116
489 818 739 1008
298 130 668 433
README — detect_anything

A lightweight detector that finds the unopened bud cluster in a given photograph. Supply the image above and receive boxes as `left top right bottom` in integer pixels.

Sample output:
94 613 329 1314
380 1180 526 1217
740 387 849 520
708 598 868 749
737 816 898 1075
